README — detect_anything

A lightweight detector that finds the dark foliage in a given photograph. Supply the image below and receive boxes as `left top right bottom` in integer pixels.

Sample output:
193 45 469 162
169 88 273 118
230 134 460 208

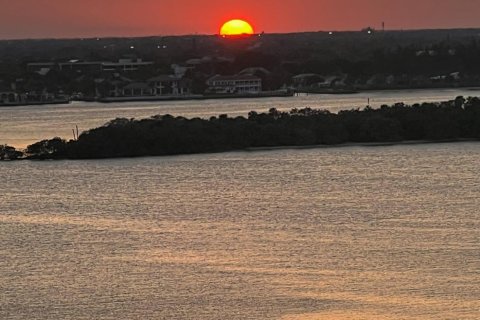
19 96 480 160
2 29 480 95
26 137 68 159
0 145 23 160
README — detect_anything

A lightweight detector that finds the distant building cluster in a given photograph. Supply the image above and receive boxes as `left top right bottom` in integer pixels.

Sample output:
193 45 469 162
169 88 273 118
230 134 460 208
99 74 192 99
1 29 478 106
0 84 68 105
0 57 265 104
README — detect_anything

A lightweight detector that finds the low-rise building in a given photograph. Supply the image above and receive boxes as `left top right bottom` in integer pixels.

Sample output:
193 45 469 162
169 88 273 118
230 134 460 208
292 74 324 87
102 59 153 72
206 74 262 94
148 75 191 96
59 60 103 72
0 91 20 104
121 82 153 97
292 74 346 89
100 74 192 98
28 58 154 74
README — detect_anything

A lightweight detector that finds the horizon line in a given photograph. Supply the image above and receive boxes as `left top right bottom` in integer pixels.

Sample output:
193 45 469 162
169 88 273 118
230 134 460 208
1 27 480 42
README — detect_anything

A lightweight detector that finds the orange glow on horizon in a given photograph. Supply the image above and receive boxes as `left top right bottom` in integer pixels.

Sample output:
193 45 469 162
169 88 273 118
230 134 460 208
220 19 254 36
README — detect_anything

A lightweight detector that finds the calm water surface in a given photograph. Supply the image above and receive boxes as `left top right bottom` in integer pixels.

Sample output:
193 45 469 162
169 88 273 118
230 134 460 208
1 143 479 319
1 88 479 148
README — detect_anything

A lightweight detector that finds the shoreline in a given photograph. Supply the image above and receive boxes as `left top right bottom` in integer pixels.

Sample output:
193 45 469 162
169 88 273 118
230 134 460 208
9 139 478 162
0 99 70 108
244 138 478 152
2 86 480 107
97 90 295 103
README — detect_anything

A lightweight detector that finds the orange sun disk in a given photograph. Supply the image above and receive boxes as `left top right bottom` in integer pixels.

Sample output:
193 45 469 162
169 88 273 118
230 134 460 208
220 19 254 37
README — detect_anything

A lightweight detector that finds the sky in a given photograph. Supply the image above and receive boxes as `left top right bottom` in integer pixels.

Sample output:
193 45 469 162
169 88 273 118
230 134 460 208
1 0 479 39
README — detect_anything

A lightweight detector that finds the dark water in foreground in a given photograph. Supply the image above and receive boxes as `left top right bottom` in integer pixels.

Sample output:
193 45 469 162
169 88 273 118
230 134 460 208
1 143 479 319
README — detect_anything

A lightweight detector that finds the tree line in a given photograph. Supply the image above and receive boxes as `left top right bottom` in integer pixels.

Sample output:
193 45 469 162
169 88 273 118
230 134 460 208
2 96 480 160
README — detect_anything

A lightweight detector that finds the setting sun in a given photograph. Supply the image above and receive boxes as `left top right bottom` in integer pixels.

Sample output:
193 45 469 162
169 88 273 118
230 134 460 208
220 19 254 36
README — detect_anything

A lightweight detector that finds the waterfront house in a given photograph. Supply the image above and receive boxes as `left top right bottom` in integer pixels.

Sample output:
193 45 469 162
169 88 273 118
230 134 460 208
147 75 191 96
121 82 153 97
0 91 20 104
206 74 262 94
292 74 325 87
99 74 192 98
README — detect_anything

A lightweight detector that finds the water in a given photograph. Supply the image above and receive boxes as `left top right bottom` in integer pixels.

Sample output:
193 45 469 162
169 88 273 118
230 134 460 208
1 88 479 148
1 143 479 319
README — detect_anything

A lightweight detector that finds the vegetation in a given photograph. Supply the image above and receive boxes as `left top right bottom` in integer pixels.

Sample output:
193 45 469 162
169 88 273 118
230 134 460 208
0 145 23 160
13 96 480 160
2 29 480 97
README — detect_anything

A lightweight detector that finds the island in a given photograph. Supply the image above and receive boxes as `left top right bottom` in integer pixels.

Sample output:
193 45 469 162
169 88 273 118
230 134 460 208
1 96 479 161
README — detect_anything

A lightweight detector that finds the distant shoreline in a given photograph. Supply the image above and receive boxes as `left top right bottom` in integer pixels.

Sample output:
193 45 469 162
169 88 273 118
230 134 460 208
96 90 295 103
2 86 480 108
6 139 478 162
0 99 70 108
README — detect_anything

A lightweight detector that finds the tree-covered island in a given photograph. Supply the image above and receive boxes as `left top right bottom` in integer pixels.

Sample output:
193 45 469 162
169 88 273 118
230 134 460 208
2 96 480 161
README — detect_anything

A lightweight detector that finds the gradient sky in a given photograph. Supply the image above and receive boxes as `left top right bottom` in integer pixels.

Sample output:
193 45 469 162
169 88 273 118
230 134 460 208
1 0 479 39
